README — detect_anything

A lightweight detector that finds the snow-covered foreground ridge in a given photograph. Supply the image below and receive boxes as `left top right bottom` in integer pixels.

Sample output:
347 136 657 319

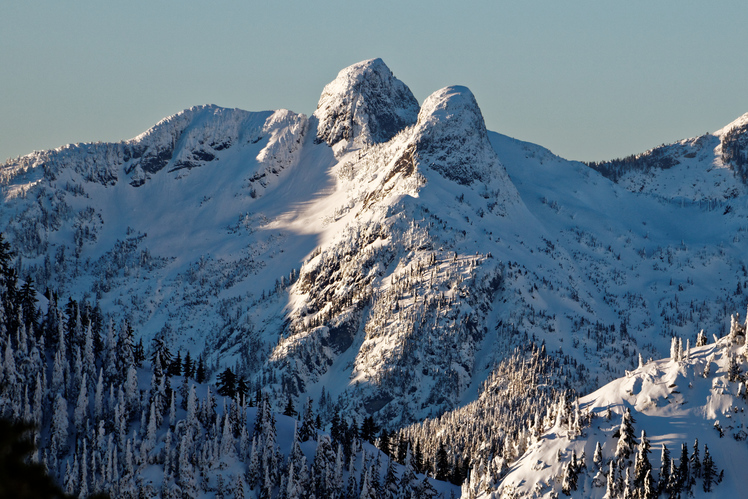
480 317 748 498
2 57 748 437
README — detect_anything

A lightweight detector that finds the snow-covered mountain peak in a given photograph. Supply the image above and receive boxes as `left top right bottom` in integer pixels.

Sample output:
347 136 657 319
412 85 505 187
714 111 748 137
313 58 419 154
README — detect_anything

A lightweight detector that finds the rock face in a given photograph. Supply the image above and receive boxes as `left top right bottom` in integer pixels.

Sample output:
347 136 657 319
313 58 419 152
413 86 498 186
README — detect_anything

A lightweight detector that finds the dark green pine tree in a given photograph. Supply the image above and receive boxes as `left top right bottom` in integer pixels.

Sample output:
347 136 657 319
414 441 425 474
117 320 135 376
702 445 718 492
150 337 173 372
283 394 297 418
216 367 237 398
396 435 408 465
236 375 249 401
330 412 342 445
679 442 691 495
133 338 145 367
19 278 40 332
378 428 391 456
561 459 576 496
195 357 207 383
690 439 701 482
435 441 451 482
0 232 12 277
64 297 80 346
168 351 182 377
182 351 194 379
360 416 378 444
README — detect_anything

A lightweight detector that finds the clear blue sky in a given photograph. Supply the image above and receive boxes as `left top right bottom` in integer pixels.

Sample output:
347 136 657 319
2 1 747 163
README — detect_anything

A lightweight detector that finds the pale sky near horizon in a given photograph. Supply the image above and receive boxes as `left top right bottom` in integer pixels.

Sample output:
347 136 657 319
2 1 747 163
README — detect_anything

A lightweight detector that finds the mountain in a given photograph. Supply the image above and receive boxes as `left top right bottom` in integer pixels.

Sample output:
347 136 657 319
3 58 748 460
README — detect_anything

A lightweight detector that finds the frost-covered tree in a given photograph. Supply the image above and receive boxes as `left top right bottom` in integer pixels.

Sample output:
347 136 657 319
593 441 603 469
73 372 89 433
658 444 670 495
615 408 636 460
50 394 69 457
633 430 651 489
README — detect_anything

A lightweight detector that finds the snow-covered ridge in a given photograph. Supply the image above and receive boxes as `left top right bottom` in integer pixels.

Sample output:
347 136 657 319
1 105 308 191
714 111 748 138
484 320 748 498
586 110 748 201
313 58 419 154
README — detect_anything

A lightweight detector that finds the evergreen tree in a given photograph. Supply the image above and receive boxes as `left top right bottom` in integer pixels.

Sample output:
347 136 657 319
593 441 603 469
658 444 670 495
728 352 742 382
235 375 249 401
690 438 701 481
561 458 576 495
702 444 718 492
384 457 398 499
216 367 237 398
168 351 182 377
195 357 207 383
150 337 172 373
50 394 69 457
378 428 391 456
435 441 450 481
299 398 316 442
360 415 378 444
283 394 296 418
133 338 145 367
678 442 690 496
117 321 135 377
182 351 194 380
633 430 652 489
615 408 636 460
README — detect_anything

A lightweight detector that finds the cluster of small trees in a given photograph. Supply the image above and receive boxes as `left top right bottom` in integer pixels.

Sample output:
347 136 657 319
399 341 586 495
580 409 722 498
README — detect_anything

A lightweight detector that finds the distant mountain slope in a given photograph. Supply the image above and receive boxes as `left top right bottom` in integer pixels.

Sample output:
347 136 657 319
2 59 748 436
586 112 748 202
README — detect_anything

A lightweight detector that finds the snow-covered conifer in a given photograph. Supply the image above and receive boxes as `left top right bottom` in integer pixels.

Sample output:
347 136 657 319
593 441 603 469
633 430 651 488
51 394 69 457
124 366 139 417
299 397 316 442
32 373 43 426
94 368 104 420
247 436 260 489
168 390 176 429
690 438 701 480
615 409 636 460
696 329 708 346
220 412 234 457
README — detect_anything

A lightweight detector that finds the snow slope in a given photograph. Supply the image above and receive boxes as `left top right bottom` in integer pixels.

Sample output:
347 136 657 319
484 320 748 498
